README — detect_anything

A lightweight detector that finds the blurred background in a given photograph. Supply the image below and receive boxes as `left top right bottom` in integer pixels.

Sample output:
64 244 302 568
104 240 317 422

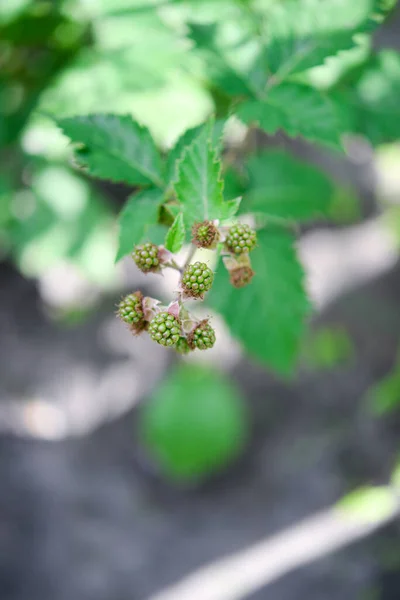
1 1 400 599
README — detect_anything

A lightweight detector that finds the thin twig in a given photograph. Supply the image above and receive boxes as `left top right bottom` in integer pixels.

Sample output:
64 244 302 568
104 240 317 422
182 244 197 271
164 260 183 274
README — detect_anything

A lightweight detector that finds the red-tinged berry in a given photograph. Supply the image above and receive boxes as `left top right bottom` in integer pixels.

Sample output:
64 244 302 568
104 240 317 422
188 320 216 351
175 337 191 355
192 220 220 249
117 291 146 333
229 264 255 288
132 242 160 273
149 312 181 347
182 261 214 299
225 223 257 255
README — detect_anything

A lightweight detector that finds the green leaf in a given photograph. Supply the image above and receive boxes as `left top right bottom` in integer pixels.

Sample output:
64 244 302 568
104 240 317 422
165 124 203 185
209 226 311 374
243 151 334 222
188 21 266 99
238 84 343 149
58 114 164 187
166 119 227 186
140 364 248 480
219 197 242 221
264 0 376 79
368 365 400 416
165 212 185 253
174 123 234 227
116 188 163 262
333 51 400 145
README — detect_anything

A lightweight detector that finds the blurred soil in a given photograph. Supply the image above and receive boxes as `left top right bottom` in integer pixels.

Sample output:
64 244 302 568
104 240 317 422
0 256 399 600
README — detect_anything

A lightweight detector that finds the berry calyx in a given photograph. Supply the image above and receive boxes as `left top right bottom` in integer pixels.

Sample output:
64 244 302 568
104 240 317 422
225 223 257 255
175 337 192 355
149 312 181 347
188 320 216 350
117 291 146 333
229 265 255 288
192 220 220 249
182 261 214 299
132 242 160 273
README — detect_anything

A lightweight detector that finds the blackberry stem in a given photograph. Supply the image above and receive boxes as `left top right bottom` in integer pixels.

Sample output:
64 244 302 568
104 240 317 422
182 244 197 271
164 259 182 273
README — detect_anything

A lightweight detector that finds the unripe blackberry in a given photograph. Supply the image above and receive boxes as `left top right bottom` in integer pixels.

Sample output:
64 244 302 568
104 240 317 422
132 242 160 273
188 320 216 351
182 261 213 299
225 223 257 255
229 265 255 288
192 220 220 249
149 312 181 347
117 291 146 333
175 337 191 355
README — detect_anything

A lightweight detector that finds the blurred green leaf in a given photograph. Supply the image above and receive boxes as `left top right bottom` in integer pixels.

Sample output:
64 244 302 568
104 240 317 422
116 188 164 262
368 365 400 416
243 151 334 221
334 51 400 145
140 364 248 480
165 212 185 253
263 0 376 79
209 226 311 374
7 164 116 284
0 0 32 24
238 84 343 149
188 21 266 98
302 326 354 370
328 186 361 224
57 114 165 187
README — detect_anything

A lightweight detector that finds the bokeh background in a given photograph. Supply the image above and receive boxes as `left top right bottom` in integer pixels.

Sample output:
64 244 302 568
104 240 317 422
1 1 400 599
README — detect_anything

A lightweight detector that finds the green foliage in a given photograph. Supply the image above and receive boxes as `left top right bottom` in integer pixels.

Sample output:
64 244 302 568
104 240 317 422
301 326 354 370
1 0 398 379
165 124 203 185
1 0 399 481
116 189 163 262
262 0 376 79
57 114 165 187
140 365 248 480
333 51 400 145
174 123 239 229
238 84 343 149
188 21 265 99
165 212 185 253
242 151 334 221
367 362 400 416
209 226 311 374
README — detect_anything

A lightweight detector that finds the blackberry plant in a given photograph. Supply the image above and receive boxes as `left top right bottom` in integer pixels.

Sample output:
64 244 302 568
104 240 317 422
56 0 397 375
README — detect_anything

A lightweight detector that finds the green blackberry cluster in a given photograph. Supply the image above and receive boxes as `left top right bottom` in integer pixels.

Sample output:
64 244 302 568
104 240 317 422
132 242 160 273
182 262 213 298
149 312 181 347
225 223 257 255
117 292 146 333
188 320 216 350
192 220 219 249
